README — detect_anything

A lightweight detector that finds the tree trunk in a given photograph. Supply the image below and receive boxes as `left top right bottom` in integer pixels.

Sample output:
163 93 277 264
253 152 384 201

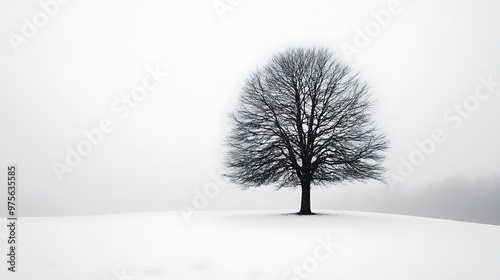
298 179 313 215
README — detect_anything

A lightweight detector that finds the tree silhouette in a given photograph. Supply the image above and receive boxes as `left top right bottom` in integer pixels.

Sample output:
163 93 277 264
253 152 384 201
224 47 389 215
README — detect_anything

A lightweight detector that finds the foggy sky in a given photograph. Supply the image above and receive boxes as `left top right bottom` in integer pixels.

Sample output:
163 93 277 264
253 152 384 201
1 0 500 222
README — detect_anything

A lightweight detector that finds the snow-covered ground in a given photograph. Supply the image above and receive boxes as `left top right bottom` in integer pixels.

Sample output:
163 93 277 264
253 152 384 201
1 210 499 280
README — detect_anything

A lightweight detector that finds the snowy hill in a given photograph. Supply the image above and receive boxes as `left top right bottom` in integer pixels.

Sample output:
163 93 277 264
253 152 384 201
1 211 499 280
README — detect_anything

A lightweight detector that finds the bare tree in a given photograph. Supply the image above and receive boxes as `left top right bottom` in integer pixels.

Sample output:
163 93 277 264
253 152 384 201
224 47 389 215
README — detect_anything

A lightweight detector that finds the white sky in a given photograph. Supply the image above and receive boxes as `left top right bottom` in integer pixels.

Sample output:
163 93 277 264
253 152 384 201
1 0 500 216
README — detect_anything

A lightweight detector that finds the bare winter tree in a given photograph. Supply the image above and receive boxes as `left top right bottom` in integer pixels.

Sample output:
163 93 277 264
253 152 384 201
224 47 389 215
